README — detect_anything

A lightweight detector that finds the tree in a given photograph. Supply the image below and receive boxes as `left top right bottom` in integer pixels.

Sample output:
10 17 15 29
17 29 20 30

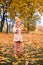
0 0 43 33
1 12 5 32
0 0 43 19
0 0 12 33
0 3 5 32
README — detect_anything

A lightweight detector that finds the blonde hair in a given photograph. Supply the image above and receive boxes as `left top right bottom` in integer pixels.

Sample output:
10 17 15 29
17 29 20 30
15 17 20 22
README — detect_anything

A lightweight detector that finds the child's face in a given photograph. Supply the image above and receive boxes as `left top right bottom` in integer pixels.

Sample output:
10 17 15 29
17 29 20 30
16 20 19 23
15 18 20 23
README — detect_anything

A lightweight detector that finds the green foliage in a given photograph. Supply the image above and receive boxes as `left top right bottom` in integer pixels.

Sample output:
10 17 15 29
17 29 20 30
29 25 35 31
24 18 36 32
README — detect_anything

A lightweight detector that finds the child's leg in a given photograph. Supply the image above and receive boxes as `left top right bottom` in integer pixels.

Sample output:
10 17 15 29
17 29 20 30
19 42 24 55
14 42 18 55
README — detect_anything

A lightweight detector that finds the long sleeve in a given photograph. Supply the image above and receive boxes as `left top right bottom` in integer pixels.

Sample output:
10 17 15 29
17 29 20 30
13 24 17 33
13 22 23 42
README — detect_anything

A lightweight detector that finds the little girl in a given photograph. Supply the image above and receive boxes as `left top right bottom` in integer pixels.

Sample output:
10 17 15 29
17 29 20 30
13 17 24 56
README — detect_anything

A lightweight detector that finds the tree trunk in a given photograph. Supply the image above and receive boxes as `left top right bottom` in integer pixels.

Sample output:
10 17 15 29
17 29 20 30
27 21 29 33
0 12 5 32
6 22 8 34
0 21 4 32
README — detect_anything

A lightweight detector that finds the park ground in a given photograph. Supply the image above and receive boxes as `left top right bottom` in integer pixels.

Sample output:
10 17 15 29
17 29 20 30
0 31 43 65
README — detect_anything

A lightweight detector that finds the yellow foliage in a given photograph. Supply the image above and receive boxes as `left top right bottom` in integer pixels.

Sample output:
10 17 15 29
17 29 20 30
0 0 43 19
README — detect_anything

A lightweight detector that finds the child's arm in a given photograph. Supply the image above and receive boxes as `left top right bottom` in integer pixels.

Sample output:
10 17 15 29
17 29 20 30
21 23 27 33
13 24 18 33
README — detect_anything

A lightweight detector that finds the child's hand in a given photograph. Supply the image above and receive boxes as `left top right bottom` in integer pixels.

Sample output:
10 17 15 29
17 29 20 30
15 29 18 34
21 28 27 33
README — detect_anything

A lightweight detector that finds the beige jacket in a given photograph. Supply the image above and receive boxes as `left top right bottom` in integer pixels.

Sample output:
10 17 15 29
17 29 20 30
13 22 23 42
